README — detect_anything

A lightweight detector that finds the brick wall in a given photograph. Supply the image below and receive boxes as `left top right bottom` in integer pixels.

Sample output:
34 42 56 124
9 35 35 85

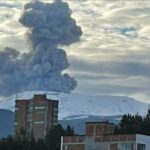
95 135 136 142
15 100 28 133
67 144 85 150
86 123 115 136
63 136 85 143
14 94 59 140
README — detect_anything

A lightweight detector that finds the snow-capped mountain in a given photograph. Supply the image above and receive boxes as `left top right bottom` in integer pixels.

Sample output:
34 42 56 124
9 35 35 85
0 91 149 120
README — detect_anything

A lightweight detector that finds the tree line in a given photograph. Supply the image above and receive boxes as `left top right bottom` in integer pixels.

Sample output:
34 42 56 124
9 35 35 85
0 124 74 150
115 108 150 135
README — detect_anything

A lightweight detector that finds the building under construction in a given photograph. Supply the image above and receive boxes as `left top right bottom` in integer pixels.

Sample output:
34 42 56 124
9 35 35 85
61 122 150 150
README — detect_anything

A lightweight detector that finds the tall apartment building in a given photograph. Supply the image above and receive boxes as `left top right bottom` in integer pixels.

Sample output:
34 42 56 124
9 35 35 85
14 94 58 140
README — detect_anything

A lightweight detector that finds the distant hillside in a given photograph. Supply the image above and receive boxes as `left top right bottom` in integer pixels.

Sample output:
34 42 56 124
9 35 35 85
0 109 120 137
0 109 14 138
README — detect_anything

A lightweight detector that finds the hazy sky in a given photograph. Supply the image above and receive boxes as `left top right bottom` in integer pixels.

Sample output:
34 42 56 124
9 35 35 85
0 0 150 102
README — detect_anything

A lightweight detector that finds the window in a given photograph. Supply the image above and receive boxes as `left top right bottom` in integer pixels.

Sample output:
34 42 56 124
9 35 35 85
34 121 44 124
118 143 134 150
35 106 45 109
137 144 146 150
14 122 18 126
28 106 33 110
15 107 19 111
36 111 45 114
110 143 117 150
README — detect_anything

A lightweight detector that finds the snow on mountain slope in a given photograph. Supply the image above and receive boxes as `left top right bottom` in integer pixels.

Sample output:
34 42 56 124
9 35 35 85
59 93 149 119
0 91 149 120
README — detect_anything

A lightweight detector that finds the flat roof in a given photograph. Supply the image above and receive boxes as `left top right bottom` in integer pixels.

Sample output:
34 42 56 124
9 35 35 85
85 121 114 125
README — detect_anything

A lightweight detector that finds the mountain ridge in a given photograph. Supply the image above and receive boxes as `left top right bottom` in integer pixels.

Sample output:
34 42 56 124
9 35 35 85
0 91 149 120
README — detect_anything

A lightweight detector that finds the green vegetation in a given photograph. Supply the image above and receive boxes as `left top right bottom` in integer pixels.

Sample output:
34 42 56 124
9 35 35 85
115 108 150 135
0 124 74 150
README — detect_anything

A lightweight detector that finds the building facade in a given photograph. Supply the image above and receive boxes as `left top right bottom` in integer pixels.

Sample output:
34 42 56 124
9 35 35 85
14 94 58 140
61 122 150 150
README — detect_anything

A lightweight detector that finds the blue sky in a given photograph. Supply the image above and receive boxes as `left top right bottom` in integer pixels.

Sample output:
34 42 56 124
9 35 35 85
0 0 150 102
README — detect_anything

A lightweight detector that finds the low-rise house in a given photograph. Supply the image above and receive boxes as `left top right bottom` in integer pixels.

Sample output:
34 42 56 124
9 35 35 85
61 122 150 150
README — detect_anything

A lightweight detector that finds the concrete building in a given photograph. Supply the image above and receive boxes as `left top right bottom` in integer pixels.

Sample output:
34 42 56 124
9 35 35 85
14 94 58 140
61 122 150 150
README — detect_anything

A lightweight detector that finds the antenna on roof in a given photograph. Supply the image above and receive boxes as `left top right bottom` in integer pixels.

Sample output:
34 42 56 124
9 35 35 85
15 93 18 100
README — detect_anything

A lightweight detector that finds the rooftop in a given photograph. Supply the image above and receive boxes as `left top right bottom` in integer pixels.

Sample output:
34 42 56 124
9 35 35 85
85 121 114 125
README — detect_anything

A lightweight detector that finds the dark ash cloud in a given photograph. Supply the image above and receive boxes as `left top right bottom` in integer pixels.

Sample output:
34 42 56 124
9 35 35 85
0 0 82 96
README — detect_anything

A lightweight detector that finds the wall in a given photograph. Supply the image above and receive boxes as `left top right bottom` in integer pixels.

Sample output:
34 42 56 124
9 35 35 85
136 135 150 150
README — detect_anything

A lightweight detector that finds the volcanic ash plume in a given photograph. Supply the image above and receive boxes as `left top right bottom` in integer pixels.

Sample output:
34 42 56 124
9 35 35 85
0 0 82 96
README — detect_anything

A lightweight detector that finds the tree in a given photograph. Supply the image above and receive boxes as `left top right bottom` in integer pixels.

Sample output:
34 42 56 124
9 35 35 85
65 125 74 136
115 109 150 135
45 124 75 150
45 124 65 150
